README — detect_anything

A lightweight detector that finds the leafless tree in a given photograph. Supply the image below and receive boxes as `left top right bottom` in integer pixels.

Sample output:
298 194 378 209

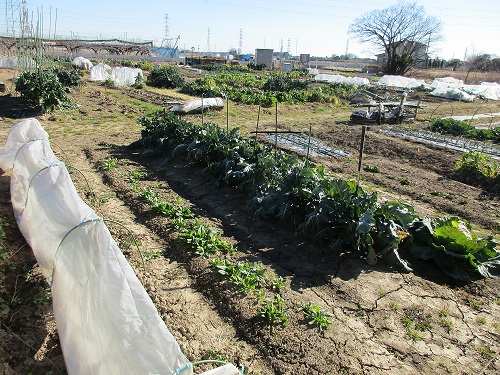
464 53 492 83
349 1 442 75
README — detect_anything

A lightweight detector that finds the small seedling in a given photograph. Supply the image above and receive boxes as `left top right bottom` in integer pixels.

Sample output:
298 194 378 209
259 295 289 327
399 178 411 186
142 251 163 261
438 310 453 332
212 258 266 293
33 291 52 305
390 301 400 312
364 165 380 173
465 296 483 311
300 302 333 332
181 221 235 257
268 274 286 292
479 345 495 358
476 317 487 325
99 157 119 171
127 169 148 189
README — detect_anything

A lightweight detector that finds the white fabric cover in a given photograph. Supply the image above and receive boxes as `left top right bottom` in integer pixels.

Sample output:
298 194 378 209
89 63 112 82
429 86 475 102
72 57 93 70
314 73 369 87
376 75 427 89
171 97 224 114
0 118 192 375
110 67 143 87
0 56 37 69
429 77 500 101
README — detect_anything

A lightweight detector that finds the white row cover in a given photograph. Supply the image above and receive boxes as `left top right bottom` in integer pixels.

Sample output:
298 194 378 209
314 73 370 87
376 74 500 101
89 62 112 81
72 56 93 71
0 118 192 375
0 56 37 70
376 75 427 89
429 78 500 101
89 64 143 87
171 98 224 114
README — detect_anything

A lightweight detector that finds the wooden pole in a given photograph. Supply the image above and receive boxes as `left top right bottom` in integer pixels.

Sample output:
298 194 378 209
226 97 229 132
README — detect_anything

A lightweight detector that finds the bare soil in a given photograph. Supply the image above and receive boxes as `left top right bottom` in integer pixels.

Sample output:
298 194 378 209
1 68 500 375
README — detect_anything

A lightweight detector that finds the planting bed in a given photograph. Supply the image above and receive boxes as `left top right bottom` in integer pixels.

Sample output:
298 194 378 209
1 69 500 374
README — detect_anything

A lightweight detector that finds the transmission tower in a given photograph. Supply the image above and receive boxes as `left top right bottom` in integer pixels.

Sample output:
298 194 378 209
21 0 29 35
5 0 31 37
5 0 19 36
164 14 171 47
344 39 350 59
238 28 242 54
207 27 210 53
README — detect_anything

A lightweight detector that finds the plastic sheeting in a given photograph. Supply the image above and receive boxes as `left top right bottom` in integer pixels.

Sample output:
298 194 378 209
72 57 93 71
0 118 192 375
314 73 369 87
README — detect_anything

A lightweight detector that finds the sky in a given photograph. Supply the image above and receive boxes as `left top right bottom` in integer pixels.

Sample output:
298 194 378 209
3 0 499 60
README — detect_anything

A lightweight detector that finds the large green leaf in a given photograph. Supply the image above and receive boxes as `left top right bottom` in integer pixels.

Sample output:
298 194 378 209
409 217 500 281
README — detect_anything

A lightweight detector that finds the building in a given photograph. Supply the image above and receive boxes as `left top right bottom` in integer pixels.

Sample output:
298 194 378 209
255 49 273 69
376 41 428 68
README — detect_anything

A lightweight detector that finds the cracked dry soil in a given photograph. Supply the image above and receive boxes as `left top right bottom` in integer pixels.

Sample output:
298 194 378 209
1 82 500 375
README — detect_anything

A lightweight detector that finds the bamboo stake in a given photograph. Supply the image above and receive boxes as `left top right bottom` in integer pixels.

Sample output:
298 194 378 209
355 125 367 195
226 97 229 132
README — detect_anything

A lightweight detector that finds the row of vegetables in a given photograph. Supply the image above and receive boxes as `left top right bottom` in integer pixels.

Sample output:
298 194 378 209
131 112 500 282
148 65 357 105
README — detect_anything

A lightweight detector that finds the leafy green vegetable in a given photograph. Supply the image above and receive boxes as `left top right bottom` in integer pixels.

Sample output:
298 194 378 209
409 217 500 281
135 111 499 281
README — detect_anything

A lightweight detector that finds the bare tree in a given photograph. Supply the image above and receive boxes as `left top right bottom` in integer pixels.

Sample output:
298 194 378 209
464 53 492 83
349 1 442 75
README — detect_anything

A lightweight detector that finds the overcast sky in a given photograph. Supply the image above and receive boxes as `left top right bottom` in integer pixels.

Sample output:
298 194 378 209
5 0 499 60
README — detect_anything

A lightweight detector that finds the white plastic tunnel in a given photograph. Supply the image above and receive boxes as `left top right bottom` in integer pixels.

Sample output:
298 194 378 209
0 119 240 375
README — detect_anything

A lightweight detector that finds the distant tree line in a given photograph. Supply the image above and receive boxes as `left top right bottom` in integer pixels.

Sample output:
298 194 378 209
429 55 500 73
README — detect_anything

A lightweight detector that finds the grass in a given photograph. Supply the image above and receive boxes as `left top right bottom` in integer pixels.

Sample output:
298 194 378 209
438 310 453 332
0 218 6 262
402 306 432 341
479 345 496 358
